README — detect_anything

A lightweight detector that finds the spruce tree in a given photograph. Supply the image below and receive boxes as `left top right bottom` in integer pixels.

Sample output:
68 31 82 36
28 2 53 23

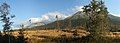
82 0 110 41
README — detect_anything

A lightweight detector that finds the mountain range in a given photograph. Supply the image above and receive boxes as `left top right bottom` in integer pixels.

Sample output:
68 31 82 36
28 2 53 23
32 11 120 32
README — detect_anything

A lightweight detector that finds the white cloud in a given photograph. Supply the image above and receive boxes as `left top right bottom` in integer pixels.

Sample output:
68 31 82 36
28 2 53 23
110 13 120 17
42 11 69 21
29 18 41 23
72 6 84 12
20 11 69 27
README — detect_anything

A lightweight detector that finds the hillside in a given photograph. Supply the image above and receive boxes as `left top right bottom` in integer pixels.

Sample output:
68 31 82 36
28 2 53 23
32 11 120 31
33 11 87 29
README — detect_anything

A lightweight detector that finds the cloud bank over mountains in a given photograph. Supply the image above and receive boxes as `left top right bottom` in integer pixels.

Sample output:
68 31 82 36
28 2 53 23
28 11 69 23
12 5 84 29
110 13 120 17
27 5 84 24
15 5 120 29
20 11 70 28
12 5 120 29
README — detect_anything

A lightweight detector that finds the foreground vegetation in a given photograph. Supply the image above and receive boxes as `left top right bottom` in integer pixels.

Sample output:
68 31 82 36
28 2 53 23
8 29 120 43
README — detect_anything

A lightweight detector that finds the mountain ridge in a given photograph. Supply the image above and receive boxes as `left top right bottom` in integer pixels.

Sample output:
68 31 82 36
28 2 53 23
31 11 120 31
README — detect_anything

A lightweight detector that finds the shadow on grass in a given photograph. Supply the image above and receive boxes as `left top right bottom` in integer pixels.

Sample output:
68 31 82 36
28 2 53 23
31 34 120 43
0 34 27 43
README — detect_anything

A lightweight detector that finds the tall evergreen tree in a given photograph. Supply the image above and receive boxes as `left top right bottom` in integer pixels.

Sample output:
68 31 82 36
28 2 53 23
82 0 110 41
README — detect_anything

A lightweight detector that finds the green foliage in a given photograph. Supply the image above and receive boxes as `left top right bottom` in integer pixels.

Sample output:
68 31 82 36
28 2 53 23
82 0 110 40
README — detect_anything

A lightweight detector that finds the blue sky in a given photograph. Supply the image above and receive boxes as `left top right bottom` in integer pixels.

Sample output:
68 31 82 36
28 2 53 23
105 0 120 16
5 0 89 24
0 0 119 30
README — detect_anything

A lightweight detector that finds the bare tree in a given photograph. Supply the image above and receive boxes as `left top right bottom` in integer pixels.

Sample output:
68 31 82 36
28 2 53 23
0 2 15 34
56 15 60 29
0 1 15 43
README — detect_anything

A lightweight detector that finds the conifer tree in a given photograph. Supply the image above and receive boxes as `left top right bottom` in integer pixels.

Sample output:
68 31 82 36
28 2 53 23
82 0 110 41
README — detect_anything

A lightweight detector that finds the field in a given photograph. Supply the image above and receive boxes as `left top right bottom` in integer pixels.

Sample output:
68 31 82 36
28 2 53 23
10 29 90 43
10 29 120 43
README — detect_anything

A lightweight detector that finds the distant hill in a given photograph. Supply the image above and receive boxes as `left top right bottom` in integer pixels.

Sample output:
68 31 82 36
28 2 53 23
109 14 120 24
33 11 120 31
33 11 86 29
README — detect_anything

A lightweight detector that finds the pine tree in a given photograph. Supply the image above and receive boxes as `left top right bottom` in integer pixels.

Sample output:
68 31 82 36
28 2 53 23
97 0 110 33
82 0 110 41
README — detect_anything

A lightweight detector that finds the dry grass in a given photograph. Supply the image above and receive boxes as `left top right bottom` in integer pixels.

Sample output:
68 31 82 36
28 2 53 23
11 29 90 41
10 29 120 43
104 32 120 39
